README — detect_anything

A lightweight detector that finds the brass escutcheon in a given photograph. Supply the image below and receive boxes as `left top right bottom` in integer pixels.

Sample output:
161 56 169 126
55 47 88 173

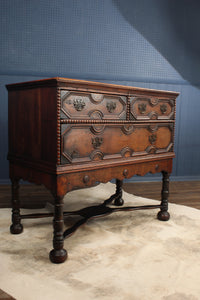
106 101 116 113
149 134 157 144
123 169 129 177
138 103 147 114
160 104 167 114
83 175 90 184
73 98 86 111
92 137 103 149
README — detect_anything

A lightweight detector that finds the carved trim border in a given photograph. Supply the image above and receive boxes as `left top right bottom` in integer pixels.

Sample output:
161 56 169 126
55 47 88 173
57 88 61 164
126 95 131 120
60 119 175 124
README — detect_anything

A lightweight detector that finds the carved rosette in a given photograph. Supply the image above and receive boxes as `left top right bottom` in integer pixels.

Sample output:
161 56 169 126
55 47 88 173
90 150 104 161
90 93 104 103
149 98 158 106
89 110 105 134
70 150 79 159
146 145 157 154
148 125 158 133
122 125 135 135
121 147 134 158
148 111 158 120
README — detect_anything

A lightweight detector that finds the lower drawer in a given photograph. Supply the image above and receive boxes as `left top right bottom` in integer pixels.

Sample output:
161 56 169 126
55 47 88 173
60 123 174 164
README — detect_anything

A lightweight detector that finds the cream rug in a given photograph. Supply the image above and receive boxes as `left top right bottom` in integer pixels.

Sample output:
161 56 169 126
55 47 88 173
0 182 200 300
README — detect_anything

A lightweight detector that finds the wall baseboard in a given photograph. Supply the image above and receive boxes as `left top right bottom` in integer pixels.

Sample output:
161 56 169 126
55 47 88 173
125 175 200 182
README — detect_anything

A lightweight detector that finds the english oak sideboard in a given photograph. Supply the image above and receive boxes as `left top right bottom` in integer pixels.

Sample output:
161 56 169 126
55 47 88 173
6 77 179 263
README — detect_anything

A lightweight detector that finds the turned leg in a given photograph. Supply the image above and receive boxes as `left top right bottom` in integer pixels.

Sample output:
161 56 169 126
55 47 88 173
49 195 68 264
10 178 23 234
114 179 124 206
157 171 170 221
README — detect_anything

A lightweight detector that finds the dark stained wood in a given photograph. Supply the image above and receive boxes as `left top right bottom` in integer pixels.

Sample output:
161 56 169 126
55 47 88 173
49 195 68 264
6 77 179 263
114 179 124 206
157 171 170 221
10 179 23 234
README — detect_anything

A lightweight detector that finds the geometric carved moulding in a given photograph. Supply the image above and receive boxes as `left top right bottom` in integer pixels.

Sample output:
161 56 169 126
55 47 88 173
60 90 126 120
130 96 175 120
60 124 174 165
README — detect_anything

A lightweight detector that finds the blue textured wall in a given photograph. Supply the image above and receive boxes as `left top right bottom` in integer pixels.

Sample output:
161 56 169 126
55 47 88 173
1 0 200 182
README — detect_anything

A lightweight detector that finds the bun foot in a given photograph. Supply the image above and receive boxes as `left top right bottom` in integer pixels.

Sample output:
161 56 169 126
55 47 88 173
10 223 23 234
114 197 124 206
49 249 68 264
157 211 170 221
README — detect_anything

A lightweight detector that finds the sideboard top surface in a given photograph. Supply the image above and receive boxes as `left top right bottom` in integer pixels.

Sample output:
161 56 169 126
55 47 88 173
6 77 179 97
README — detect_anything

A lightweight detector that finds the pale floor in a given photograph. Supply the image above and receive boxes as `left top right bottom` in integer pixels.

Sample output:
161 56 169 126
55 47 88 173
0 181 199 298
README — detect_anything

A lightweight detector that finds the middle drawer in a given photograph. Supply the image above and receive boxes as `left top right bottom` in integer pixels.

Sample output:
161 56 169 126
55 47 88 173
60 90 126 120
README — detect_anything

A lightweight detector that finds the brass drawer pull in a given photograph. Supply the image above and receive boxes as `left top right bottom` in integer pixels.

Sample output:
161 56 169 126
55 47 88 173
123 169 129 177
149 134 157 144
138 103 147 114
92 137 103 149
83 175 90 184
106 101 116 113
160 104 167 114
73 98 85 111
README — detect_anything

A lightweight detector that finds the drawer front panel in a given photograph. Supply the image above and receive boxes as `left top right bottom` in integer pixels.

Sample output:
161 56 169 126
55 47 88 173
61 90 126 120
60 123 174 164
130 96 175 120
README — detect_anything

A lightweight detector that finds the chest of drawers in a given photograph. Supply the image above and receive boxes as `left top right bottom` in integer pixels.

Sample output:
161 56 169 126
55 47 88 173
6 77 179 263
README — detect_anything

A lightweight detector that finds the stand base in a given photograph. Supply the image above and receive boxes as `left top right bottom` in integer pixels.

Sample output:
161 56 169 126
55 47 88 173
157 211 170 221
10 223 23 234
114 197 124 206
49 249 68 264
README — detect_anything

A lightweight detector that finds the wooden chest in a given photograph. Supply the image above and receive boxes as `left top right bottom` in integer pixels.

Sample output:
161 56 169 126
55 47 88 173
6 78 179 263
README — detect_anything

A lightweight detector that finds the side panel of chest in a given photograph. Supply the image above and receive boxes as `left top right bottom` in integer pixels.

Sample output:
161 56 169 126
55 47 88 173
8 86 58 165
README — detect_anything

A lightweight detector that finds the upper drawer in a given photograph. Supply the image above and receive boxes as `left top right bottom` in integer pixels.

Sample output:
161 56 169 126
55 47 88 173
60 90 126 120
130 96 175 120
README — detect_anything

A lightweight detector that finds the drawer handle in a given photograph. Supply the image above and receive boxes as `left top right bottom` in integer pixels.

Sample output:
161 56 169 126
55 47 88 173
83 175 90 184
73 98 86 111
106 101 116 113
160 104 167 114
123 169 129 177
138 103 147 114
92 137 103 149
149 134 157 144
